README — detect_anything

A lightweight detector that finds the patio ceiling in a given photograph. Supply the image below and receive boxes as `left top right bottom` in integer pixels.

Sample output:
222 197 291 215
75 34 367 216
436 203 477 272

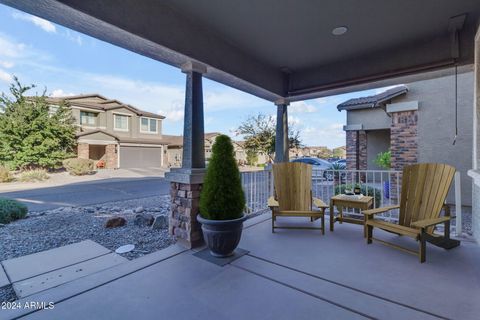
1 0 480 101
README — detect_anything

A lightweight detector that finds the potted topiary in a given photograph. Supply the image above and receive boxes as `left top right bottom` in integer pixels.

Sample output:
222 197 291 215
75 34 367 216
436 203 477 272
197 135 246 257
374 151 391 199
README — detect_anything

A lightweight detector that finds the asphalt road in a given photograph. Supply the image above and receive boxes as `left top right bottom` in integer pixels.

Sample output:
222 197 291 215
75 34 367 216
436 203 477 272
0 177 171 211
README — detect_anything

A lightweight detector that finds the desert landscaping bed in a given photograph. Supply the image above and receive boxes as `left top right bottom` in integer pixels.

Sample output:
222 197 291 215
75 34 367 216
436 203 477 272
0 195 174 262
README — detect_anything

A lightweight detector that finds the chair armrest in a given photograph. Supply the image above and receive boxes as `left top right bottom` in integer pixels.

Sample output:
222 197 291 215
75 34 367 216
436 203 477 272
268 196 279 208
362 205 400 216
411 216 450 229
312 197 328 209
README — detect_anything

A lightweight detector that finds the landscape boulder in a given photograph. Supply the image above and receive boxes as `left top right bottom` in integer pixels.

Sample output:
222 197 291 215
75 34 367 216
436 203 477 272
152 215 168 230
134 213 154 227
105 217 126 228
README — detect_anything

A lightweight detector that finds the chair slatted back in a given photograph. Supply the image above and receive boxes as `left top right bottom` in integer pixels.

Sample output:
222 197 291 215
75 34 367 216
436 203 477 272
399 163 455 231
273 162 312 212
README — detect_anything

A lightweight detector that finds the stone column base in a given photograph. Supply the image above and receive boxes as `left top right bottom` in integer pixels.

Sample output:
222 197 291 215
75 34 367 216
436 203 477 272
169 181 204 249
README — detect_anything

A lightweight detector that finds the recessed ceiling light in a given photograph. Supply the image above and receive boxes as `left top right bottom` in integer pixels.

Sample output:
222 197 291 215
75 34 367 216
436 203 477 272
332 26 348 36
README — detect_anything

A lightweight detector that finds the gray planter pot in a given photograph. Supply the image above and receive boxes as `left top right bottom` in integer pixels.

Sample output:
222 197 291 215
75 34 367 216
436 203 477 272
197 214 247 258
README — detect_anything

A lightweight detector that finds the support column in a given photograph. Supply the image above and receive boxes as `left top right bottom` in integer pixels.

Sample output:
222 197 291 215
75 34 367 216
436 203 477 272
165 61 207 249
275 98 289 163
469 26 480 242
77 143 89 159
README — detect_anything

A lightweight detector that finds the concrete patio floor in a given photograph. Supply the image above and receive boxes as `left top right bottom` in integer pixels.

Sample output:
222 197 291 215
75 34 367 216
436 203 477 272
2 214 479 320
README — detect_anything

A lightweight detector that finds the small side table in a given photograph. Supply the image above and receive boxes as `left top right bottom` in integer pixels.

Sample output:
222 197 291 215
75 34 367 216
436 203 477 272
329 195 373 236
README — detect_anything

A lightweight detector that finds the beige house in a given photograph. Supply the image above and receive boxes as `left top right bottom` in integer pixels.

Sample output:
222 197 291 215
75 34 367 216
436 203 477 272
46 94 167 169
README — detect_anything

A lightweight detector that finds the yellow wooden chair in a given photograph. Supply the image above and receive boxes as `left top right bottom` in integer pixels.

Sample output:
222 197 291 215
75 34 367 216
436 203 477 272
364 163 460 263
268 162 328 234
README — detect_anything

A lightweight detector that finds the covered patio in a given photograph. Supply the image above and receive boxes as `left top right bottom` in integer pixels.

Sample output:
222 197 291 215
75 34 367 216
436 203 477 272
3 216 479 319
1 1 480 319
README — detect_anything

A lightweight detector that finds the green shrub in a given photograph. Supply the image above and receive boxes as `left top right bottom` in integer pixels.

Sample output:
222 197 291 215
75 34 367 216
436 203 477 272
0 198 28 224
0 166 13 183
18 169 49 182
63 158 94 176
200 135 245 220
374 151 391 169
334 184 382 208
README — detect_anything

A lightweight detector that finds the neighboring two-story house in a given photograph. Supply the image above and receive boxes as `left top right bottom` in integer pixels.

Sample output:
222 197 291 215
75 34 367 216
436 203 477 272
45 94 167 169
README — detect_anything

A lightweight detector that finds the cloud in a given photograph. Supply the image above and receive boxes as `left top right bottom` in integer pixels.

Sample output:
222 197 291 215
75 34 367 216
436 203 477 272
0 69 13 83
50 89 76 97
0 34 27 58
302 123 345 148
0 61 14 69
12 12 57 33
289 101 317 114
204 87 263 112
64 30 83 46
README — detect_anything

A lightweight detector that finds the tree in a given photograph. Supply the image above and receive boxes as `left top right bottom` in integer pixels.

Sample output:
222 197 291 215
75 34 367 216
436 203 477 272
236 113 302 162
0 77 76 170
200 135 245 220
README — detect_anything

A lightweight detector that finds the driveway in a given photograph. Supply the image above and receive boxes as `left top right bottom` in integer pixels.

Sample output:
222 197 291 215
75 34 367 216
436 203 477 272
0 176 171 212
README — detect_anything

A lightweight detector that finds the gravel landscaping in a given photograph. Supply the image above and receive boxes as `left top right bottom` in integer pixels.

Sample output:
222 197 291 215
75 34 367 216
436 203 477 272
0 195 174 262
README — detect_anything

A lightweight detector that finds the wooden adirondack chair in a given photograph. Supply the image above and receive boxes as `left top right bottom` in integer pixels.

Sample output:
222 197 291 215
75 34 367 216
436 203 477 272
268 162 328 234
364 163 460 263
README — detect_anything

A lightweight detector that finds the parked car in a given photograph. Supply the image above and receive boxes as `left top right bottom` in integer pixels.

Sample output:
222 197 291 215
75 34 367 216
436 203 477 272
334 159 346 167
291 157 333 180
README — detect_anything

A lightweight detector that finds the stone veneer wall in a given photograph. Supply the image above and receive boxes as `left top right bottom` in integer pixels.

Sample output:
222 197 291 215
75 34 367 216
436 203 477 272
169 182 203 248
473 183 480 241
77 143 89 159
346 130 367 170
105 144 118 169
390 110 418 200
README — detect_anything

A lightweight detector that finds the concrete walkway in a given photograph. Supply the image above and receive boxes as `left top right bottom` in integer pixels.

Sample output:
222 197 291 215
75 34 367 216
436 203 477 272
2 215 479 320
0 240 126 300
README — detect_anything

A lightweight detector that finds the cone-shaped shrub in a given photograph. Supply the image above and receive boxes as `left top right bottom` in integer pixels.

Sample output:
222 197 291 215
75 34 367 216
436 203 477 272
200 135 245 220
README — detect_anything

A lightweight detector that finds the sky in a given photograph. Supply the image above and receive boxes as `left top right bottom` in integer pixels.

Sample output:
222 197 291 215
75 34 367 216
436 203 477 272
0 5 394 148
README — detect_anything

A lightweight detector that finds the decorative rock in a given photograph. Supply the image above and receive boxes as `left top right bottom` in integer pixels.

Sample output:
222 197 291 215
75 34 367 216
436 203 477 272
152 215 168 230
105 217 126 228
134 213 154 227
134 206 144 213
115 244 135 254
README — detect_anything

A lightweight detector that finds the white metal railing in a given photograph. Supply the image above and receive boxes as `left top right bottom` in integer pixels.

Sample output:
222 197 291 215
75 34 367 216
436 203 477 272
241 170 273 216
242 168 462 234
241 168 402 219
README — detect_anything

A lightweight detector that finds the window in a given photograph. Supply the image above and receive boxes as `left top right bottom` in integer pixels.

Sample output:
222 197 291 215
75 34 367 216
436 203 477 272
80 111 97 126
114 114 129 131
140 117 158 133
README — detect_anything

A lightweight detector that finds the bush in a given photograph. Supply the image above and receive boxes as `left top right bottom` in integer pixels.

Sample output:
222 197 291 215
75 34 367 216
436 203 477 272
18 169 49 182
0 166 13 183
200 135 245 220
334 184 382 208
0 198 28 224
63 158 95 176
374 151 391 169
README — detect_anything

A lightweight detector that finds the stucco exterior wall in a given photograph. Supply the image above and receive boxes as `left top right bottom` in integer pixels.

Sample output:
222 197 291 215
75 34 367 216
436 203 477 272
393 70 473 205
346 108 391 130
344 69 474 206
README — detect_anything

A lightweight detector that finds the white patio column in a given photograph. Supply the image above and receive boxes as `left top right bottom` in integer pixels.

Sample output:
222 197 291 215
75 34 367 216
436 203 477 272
165 61 207 249
275 98 290 163
469 26 480 242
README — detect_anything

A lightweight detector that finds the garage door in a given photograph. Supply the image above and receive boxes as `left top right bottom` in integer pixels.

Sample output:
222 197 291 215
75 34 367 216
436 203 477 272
120 145 163 168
